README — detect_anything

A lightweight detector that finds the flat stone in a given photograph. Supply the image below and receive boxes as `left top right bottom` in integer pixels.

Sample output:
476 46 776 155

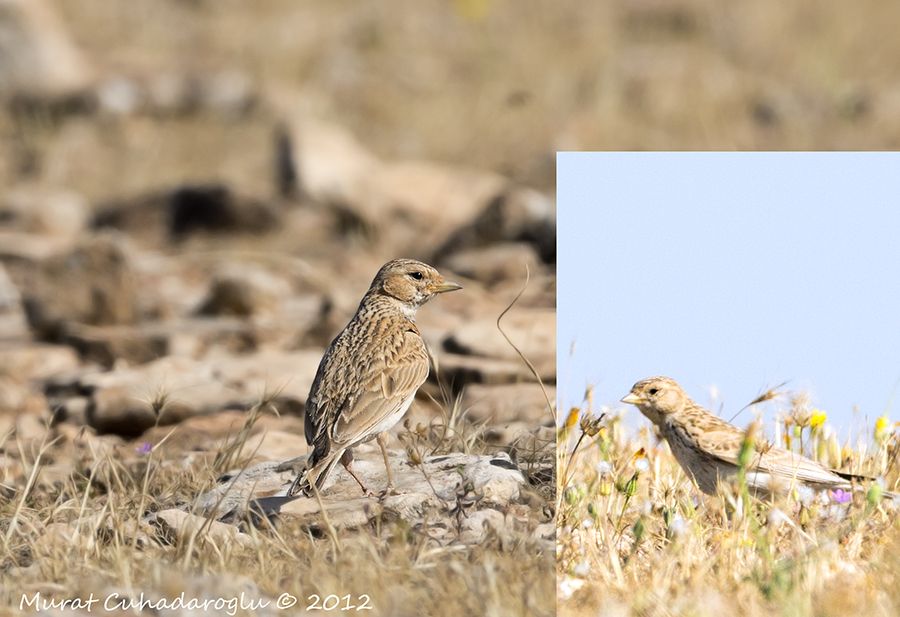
194 460 295 520
436 353 546 387
0 231 74 262
92 184 281 241
0 342 80 381
444 308 555 363
442 308 555 382
195 263 294 318
151 509 255 549
62 313 310 367
0 264 28 340
0 187 88 238
33 514 154 556
218 429 309 465
443 242 542 287
193 451 526 534
461 382 556 424
279 496 384 531
20 233 138 342
278 117 509 250
458 509 506 544
74 349 321 435
435 187 556 263
0 0 93 100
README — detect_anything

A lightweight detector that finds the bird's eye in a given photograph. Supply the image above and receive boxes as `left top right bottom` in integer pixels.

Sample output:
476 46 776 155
648 388 659 396
409 272 424 280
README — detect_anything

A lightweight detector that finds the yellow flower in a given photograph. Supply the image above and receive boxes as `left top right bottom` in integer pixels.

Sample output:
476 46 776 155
874 415 892 441
809 409 827 429
564 407 580 429
631 447 650 472
454 0 491 20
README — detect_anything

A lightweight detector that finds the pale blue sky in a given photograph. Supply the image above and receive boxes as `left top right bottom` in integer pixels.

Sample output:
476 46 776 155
557 152 900 437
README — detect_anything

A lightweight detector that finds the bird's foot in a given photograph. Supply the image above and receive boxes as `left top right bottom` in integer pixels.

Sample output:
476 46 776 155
378 484 400 499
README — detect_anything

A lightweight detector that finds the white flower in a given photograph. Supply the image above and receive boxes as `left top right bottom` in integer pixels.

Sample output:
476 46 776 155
573 560 591 577
826 504 848 522
596 461 613 476
634 457 650 473
796 485 815 507
767 508 789 526
668 514 686 538
558 577 585 600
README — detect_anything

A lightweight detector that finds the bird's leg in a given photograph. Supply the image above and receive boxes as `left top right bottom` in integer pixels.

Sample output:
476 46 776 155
340 450 374 497
376 432 398 496
287 472 304 498
285 456 310 497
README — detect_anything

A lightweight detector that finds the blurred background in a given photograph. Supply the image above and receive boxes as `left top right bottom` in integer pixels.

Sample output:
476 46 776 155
4 0 900 201
0 0 559 437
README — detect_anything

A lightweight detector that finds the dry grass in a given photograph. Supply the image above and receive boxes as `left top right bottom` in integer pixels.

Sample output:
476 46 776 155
0 389 555 616
557 388 900 617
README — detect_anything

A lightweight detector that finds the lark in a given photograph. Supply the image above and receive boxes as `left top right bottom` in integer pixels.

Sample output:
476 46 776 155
288 258 461 498
621 376 895 499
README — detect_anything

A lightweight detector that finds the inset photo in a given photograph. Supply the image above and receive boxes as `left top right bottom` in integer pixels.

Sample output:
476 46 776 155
557 153 900 616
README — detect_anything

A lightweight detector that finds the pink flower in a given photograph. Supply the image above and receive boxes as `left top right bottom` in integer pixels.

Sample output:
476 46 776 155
830 488 851 504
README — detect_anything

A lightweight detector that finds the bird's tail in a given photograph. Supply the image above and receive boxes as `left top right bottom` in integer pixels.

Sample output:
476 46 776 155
289 449 342 497
248 451 342 522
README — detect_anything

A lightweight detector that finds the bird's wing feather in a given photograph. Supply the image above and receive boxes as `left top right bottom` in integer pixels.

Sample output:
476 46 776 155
330 330 429 446
691 427 745 464
304 344 337 445
694 425 847 486
753 447 848 486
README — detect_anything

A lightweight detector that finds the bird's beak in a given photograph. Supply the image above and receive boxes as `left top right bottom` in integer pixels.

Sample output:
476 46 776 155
431 281 463 294
621 392 642 405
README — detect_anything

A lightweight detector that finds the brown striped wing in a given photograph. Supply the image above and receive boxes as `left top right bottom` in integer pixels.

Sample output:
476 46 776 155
330 330 429 447
689 421 847 486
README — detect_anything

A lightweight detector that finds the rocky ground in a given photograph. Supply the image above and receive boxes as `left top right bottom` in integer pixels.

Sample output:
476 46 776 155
0 1 555 614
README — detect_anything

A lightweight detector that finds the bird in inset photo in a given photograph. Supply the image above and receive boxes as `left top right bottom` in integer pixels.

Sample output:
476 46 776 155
288 258 461 498
621 376 896 499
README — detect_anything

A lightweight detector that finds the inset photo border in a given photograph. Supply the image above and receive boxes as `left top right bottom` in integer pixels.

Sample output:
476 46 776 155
557 152 900 616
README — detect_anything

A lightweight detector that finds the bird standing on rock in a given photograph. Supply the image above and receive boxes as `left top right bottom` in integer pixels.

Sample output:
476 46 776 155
288 258 461 498
621 376 897 500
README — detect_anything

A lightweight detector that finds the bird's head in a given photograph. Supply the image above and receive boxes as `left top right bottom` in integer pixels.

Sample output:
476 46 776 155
621 376 688 426
370 258 462 309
